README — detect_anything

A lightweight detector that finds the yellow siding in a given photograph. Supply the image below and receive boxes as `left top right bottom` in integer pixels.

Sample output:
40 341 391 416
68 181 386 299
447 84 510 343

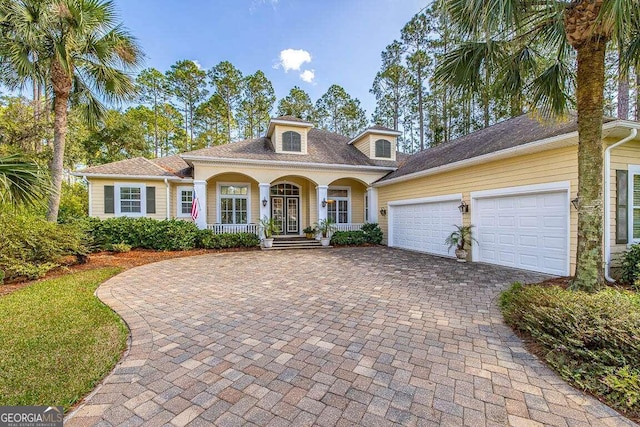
377 146 580 272
609 138 640 261
89 178 168 220
273 124 308 154
353 136 371 158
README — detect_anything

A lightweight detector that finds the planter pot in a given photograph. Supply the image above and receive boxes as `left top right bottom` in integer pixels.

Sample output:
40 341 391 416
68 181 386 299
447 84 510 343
305 233 313 239
315 233 322 241
320 237 331 247
455 248 467 262
263 238 274 248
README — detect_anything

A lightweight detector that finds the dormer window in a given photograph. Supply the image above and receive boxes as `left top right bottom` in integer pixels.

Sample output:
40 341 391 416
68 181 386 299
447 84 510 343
282 131 302 152
375 139 392 158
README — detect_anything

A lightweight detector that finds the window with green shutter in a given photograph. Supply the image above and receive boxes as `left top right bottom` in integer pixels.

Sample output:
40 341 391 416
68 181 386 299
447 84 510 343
633 174 640 240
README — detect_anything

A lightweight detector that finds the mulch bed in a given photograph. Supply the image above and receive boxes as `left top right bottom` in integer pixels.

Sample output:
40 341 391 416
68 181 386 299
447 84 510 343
0 247 258 298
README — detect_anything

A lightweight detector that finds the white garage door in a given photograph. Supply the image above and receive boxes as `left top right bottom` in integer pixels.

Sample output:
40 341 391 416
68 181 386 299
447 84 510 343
390 199 462 256
475 191 569 275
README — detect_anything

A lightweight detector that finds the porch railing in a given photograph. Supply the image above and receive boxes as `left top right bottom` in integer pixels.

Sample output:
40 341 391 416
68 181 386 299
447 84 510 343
207 223 260 235
333 223 365 232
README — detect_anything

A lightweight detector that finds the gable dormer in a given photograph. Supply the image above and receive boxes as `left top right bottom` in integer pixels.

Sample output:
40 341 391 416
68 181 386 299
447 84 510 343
348 126 401 161
267 116 314 155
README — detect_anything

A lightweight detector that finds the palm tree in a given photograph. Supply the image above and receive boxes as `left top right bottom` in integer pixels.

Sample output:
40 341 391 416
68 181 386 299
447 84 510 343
436 0 640 292
0 154 49 207
0 0 142 222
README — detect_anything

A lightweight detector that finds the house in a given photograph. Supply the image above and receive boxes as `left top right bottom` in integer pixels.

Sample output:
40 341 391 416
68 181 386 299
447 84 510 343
75 114 640 278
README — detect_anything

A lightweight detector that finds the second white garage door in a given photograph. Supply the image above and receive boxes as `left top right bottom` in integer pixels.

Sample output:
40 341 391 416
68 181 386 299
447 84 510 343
389 198 462 257
474 190 569 275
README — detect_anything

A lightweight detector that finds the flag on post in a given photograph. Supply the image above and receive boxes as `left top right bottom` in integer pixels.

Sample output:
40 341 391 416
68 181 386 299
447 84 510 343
191 189 199 221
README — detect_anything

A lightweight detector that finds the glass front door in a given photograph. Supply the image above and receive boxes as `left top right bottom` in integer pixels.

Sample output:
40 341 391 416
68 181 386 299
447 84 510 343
271 196 299 235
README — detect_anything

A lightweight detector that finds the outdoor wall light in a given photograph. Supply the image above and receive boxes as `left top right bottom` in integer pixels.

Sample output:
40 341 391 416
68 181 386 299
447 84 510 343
571 197 579 209
322 198 327 208
379 207 387 216
262 198 268 207
458 200 469 214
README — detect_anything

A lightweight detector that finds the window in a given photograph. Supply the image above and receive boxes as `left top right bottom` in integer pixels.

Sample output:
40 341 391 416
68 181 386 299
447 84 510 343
218 184 250 224
115 184 145 217
375 139 392 158
177 186 193 217
327 188 350 224
282 131 302 152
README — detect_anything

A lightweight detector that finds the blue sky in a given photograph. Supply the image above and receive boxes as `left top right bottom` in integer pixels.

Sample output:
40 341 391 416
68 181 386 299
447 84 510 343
112 0 426 118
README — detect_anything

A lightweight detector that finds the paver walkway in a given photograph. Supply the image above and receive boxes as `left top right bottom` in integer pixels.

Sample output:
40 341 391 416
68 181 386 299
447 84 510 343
67 247 636 426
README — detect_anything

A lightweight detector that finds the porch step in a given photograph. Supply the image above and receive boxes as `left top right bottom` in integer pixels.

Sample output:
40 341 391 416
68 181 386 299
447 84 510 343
262 237 330 250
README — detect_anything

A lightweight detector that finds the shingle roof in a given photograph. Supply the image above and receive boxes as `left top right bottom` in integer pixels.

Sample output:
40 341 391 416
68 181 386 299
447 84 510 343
150 155 192 177
368 124 398 132
183 128 398 168
79 157 175 177
379 113 615 182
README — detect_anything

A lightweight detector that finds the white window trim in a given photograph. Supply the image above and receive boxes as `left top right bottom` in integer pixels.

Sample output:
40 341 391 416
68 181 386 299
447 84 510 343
176 185 194 218
216 182 252 224
115 183 146 217
327 186 351 224
628 165 640 244
374 139 392 159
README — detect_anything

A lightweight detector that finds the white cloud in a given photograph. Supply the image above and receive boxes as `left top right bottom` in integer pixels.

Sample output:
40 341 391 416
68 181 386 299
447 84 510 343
277 49 312 72
299 69 315 83
192 60 202 69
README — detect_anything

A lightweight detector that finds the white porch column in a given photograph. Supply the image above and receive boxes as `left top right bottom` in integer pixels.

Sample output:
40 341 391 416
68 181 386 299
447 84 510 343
317 185 328 221
259 183 271 221
193 180 208 230
367 187 379 223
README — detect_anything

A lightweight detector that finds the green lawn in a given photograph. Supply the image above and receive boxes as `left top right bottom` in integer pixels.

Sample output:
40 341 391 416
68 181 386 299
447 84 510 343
0 268 126 410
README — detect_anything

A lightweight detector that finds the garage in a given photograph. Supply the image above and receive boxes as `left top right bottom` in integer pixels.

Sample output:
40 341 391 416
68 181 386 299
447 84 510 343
472 186 569 276
388 196 462 256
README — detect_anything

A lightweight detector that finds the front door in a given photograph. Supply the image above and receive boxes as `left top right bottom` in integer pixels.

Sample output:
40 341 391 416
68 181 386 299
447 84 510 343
271 196 299 235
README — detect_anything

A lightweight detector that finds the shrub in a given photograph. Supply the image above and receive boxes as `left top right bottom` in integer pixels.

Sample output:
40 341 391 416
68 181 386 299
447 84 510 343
331 223 383 246
197 230 260 249
106 243 131 253
500 283 640 417
620 244 640 290
57 182 89 224
331 231 366 246
361 223 383 244
86 217 199 251
0 213 88 280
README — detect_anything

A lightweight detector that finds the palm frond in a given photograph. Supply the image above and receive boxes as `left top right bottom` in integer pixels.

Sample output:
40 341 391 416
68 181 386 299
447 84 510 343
528 61 574 118
0 154 50 207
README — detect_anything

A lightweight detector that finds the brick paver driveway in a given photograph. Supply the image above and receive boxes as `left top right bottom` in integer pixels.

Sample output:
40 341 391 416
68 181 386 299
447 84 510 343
67 247 635 427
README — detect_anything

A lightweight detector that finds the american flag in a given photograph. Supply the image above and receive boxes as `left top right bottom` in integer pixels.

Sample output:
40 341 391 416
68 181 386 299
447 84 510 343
191 189 199 221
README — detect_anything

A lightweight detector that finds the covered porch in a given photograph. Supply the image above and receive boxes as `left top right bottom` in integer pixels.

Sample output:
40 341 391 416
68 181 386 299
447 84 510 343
190 171 379 236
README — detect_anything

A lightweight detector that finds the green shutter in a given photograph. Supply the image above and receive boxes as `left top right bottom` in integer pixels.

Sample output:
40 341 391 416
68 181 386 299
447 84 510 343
104 185 115 214
146 186 156 214
616 170 628 244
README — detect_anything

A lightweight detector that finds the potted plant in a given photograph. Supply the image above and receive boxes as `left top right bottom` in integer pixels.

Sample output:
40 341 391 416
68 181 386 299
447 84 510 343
260 216 280 248
303 226 316 239
445 225 477 262
316 218 336 247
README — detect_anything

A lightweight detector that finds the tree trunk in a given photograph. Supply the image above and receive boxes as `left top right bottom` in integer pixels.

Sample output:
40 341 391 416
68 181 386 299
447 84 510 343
153 91 159 158
46 61 72 222
617 43 629 120
572 39 606 291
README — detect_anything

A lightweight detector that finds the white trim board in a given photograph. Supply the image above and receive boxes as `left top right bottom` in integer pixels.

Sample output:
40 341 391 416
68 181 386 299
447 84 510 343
388 193 463 207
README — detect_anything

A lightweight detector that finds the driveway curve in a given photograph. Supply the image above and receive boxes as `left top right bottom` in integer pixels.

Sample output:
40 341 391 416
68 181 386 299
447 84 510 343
67 247 635 427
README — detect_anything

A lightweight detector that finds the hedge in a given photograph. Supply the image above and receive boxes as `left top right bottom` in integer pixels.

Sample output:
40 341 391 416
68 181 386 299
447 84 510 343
330 223 383 246
500 283 640 418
